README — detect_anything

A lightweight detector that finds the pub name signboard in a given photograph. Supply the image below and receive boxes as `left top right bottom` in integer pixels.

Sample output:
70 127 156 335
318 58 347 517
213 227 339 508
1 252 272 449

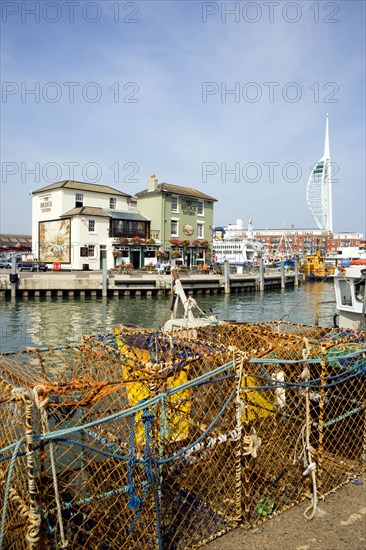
40 194 53 213
182 200 197 216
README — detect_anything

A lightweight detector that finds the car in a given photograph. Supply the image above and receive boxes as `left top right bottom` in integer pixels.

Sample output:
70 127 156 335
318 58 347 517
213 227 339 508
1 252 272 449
0 260 11 269
17 261 48 272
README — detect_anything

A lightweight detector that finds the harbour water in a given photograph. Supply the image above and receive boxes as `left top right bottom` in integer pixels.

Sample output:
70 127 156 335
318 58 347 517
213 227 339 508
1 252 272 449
0 282 336 353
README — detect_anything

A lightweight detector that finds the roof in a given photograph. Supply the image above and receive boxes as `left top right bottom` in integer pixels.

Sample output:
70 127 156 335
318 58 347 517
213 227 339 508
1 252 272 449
105 210 150 221
136 183 217 201
60 207 150 221
61 207 110 218
32 180 131 197
0 234 32 249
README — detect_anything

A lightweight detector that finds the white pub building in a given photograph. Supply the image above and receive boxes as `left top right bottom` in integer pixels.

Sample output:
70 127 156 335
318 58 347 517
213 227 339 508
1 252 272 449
31 180 156 270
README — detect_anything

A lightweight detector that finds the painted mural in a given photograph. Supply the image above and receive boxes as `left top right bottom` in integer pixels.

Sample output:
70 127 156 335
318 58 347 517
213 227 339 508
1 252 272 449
39 219 71 262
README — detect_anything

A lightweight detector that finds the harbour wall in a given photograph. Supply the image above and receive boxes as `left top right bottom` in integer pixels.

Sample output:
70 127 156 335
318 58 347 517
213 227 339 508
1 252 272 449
0 270 299 299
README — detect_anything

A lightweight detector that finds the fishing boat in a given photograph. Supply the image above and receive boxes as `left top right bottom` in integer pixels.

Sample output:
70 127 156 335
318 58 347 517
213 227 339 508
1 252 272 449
334 255 366 330
300 250 335 280
163 269 220 331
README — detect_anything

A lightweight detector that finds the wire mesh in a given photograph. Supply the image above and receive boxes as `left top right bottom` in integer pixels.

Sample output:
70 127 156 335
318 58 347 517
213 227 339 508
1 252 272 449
0 322 365 549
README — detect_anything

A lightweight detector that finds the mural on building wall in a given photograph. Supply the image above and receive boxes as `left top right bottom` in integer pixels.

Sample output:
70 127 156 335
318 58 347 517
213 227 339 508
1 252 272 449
39 219 71 262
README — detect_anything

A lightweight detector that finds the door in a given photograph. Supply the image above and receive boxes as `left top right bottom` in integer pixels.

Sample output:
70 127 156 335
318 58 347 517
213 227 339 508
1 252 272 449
132 250 140 269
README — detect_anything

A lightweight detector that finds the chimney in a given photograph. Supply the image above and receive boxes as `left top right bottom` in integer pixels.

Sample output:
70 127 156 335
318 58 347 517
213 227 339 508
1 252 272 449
147 174 158 192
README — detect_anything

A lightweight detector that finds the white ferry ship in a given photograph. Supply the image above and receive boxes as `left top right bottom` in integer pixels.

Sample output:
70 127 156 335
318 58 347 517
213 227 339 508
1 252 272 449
212 219 264 266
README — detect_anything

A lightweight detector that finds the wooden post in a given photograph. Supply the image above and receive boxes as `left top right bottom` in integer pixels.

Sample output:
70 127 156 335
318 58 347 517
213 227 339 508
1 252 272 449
259 258 264 292
224 260 230 294
281 260 285 289
10 256 17 299
102 258 108 297
294 256 299 286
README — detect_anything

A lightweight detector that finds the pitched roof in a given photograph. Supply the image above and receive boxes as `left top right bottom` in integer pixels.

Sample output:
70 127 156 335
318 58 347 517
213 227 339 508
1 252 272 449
32 180 131 197
0 234 32 247
136 183 217 201
61 207 110 218
105 210 150 221
60 207 150 221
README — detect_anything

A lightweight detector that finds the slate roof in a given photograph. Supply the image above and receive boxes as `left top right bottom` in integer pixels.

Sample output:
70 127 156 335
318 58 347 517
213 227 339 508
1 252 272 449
61 207 110 218
32 180 131 197
136 183 217 201
105 210 150 221
61 207 150 221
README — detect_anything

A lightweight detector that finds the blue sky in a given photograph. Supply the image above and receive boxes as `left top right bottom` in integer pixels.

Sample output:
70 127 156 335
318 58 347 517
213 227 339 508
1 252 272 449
1 0 365 233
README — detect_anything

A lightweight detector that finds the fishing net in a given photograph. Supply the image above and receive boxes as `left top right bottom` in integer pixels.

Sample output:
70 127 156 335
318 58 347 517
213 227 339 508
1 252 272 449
0 322 365 549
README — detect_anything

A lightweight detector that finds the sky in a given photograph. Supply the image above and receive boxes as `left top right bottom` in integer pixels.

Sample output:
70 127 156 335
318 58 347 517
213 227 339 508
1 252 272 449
1 0 365 234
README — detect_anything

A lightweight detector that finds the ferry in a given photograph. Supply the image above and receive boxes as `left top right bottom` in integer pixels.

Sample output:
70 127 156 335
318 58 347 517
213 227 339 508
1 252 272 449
212 219 264 267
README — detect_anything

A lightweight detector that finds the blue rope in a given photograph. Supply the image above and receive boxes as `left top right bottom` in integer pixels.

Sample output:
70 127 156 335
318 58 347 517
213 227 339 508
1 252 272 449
127 413 141 510
129 409 161 542
0 437 24 548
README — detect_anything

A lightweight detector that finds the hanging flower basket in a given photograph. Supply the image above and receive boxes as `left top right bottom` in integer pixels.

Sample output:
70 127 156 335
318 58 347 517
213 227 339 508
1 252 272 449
130 236 145 245
192 239 210 248
170 238 180 247
171 250 181 259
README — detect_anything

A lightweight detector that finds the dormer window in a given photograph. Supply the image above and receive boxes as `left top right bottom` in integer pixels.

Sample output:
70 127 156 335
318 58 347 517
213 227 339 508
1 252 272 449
109 197 116 209
75 193 83 207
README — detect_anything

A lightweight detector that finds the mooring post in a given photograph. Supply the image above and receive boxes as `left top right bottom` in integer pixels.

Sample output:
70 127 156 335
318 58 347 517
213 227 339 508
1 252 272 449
294 256 299 286
102 258 108 297
259 258 264 292
224 260 230 294
281 260 285 289
10 256 17 299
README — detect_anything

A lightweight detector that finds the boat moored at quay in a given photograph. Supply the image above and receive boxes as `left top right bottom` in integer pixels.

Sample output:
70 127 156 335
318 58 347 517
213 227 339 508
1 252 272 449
212 219 264 269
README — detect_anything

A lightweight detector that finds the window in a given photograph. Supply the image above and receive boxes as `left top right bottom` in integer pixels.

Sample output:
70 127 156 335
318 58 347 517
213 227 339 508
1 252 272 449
171 196 179 213
75 193 83 207
339 280 352 306
197 223 204 238
109 197 116 209
80 246 88 257
197 201 204 215
88 220 95 232
171 220 178 236
88 245 95 258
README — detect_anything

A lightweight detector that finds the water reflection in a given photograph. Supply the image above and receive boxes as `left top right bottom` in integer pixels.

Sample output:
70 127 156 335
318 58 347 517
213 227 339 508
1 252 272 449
0 282 336 352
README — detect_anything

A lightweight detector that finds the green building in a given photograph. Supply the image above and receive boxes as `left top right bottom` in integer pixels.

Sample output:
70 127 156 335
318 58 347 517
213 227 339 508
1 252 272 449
136 176 217 267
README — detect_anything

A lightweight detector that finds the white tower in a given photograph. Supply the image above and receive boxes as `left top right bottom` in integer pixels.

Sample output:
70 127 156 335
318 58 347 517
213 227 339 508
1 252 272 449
306 114 333 232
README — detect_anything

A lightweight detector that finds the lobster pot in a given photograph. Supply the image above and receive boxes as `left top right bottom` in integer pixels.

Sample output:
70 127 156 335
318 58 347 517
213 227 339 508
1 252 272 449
0 323 365 549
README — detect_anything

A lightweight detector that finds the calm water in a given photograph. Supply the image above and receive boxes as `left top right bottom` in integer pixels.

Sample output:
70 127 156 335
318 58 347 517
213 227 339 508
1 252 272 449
0 282 336 352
